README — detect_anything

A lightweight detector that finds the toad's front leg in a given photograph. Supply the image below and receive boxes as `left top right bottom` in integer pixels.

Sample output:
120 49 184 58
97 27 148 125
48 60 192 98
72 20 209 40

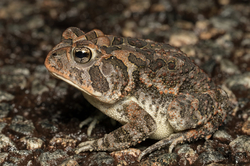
75 102 156 153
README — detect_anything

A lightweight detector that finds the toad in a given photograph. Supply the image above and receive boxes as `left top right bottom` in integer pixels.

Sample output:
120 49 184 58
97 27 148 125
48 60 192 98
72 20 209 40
44 27 229 161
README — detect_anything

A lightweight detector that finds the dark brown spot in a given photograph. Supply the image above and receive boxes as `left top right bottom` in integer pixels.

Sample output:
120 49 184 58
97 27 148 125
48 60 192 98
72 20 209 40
168 61 176 70
127 38 147 48
101 46 122 54
89 66 109 93
128 53 146 67
149 59 166 72
157 62 163 68
112 37 123 45
136 49 154 62
85 31 98 41
70 27 85 37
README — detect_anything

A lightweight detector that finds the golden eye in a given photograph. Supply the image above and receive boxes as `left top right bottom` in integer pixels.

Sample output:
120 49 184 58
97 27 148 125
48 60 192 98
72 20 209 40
73 47 92 63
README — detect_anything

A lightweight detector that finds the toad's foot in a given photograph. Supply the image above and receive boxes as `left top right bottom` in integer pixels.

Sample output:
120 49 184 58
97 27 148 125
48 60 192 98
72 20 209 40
75 102 156 154
75 140 95 153
79 111 107 136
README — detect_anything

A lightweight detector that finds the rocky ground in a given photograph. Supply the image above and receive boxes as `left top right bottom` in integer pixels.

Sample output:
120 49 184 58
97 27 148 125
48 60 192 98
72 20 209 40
0 0 250 165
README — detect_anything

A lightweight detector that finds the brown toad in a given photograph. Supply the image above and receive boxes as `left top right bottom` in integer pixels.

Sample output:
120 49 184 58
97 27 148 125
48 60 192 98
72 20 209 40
44 27 229 161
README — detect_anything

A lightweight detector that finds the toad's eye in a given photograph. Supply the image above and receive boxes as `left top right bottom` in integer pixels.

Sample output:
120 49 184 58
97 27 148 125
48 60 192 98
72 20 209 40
73 47 92 63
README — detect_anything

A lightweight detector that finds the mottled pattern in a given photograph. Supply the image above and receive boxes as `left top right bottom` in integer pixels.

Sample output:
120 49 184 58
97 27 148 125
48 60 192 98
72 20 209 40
89 66 109 93
44 27 230 161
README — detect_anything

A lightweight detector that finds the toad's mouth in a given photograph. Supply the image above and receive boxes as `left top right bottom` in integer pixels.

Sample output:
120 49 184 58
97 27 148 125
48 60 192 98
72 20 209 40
49 72 102 97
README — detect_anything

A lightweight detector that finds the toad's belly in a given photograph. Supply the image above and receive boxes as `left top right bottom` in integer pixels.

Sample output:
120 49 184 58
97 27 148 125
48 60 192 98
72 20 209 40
83 93 174 140
132 95 174 140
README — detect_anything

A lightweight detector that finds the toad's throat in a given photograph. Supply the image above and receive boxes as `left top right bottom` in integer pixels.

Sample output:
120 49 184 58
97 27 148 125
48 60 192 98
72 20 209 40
49 72 102 97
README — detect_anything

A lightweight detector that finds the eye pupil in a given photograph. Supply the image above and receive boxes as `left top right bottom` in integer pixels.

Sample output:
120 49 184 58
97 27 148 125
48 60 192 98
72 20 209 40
75 51 88 58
